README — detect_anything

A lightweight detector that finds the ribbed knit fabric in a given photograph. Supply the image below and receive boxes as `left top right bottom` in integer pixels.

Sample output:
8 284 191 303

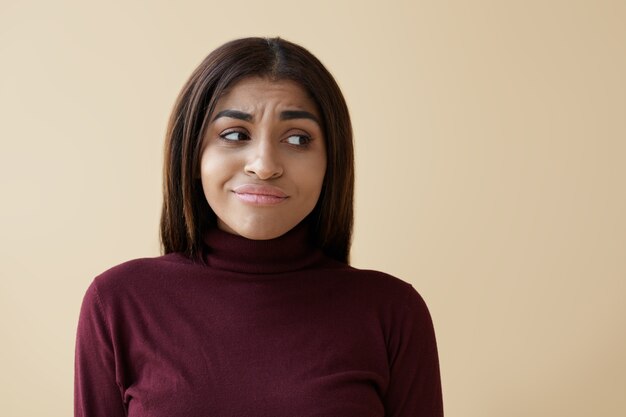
74 224 443 417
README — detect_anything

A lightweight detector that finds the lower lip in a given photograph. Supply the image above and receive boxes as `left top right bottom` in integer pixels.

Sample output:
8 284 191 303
234 192 287 205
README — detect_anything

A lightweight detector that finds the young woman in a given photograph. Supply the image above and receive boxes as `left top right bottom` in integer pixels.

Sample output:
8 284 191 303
75 37 443 417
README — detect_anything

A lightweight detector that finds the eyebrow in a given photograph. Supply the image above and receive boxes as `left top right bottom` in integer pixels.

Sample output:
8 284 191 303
211 109 321 125
279 110 320 125
211 110 252 122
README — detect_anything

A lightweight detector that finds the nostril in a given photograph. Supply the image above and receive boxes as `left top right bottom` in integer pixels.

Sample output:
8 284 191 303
244 149 283 179
244 159 283 179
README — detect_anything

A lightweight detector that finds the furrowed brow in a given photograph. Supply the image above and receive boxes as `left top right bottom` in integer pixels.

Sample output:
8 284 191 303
211 110 253 122
280 110 320 125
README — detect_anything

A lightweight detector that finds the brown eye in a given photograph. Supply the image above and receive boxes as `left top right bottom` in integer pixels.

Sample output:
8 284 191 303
285 134 311 146
221 131 250 141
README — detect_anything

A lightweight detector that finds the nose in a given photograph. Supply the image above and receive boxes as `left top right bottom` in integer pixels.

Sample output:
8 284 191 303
244 139 283 180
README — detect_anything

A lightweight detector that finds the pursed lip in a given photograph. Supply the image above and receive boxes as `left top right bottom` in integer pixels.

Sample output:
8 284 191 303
232 184 289 198
231 184 289 205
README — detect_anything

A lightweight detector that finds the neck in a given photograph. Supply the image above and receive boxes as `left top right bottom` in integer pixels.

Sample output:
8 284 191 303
202 221 324 275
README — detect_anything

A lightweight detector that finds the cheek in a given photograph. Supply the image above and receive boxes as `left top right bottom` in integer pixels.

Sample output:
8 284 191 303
199 149 234 200
297 155 327 199
313 152 328 186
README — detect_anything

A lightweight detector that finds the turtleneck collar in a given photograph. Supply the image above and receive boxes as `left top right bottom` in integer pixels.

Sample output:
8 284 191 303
202 221 325 275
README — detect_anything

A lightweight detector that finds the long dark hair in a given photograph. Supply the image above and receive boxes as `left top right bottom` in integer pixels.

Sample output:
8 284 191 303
160 37 354 263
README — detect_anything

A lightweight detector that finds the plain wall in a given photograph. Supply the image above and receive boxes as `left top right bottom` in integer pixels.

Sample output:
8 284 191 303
1 0 625 415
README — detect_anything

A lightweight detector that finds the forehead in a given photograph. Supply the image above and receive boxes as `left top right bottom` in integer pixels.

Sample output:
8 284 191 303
214 77 318 114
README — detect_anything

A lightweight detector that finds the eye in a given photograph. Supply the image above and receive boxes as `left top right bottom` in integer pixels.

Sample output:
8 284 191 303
284 134 311 146
220 131 250 141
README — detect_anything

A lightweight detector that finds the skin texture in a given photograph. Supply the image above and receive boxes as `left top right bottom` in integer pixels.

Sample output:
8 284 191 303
200 77 327 240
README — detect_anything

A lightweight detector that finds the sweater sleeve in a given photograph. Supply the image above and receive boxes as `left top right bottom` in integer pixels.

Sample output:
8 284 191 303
383 286 444 417
74 280 127 417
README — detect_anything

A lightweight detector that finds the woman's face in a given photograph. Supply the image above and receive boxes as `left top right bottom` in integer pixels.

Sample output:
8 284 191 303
200 77 327 240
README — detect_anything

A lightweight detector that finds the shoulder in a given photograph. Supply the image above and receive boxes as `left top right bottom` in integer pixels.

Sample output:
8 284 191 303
97 252 193 276
88 252 196 300
338 263 419 298
330 266 436 351
325 263 430 315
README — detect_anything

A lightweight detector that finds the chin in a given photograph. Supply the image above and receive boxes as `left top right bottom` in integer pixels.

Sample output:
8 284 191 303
238 226 290 240
224 220 295 241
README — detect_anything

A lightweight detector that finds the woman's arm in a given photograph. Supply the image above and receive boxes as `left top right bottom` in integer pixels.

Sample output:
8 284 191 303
383 286 444 416
74 281 126 417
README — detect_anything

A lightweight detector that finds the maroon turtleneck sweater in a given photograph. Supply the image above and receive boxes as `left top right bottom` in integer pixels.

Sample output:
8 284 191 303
74 225 443 416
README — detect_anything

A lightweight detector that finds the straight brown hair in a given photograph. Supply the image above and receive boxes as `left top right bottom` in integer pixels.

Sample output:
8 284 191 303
160 37 354 263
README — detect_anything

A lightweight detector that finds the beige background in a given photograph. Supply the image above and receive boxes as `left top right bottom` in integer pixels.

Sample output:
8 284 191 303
1 0 625 416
